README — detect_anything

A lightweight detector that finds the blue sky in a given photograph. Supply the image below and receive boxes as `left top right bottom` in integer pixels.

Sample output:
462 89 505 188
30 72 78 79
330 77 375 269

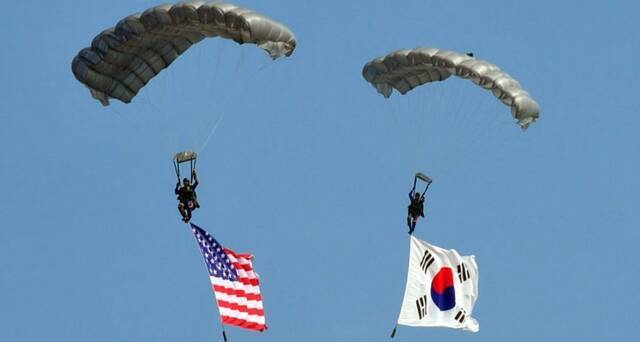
1 0 638 341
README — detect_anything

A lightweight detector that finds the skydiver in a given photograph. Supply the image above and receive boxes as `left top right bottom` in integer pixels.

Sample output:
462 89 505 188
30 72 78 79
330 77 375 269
175 170 200 223
407 189 425 235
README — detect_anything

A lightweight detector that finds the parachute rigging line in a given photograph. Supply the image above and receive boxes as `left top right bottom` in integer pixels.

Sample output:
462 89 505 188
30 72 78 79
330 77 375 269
199 112 226 153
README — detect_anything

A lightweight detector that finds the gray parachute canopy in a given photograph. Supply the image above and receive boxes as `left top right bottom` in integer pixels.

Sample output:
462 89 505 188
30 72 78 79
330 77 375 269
362 48 539 130
72 1 297 106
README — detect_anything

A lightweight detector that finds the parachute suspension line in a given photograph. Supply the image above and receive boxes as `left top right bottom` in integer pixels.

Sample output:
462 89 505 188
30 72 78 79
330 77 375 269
209 42 224 92
107 104 124 117
192 41 223 156
215 41 226 72
139 52 179 156
245 57 277 84
237 47 265 102
451 81 469 126
417 79 495 177
196 39 203 67
441 82 477 174
198 111 226 154
235 46 246 73
440 103 508 177
255 58 276 74
141 90 175 157
466 106 515 160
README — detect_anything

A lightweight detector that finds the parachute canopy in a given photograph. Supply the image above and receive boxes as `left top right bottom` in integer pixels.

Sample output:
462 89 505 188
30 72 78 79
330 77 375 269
72 1 297 106
362 48 539 129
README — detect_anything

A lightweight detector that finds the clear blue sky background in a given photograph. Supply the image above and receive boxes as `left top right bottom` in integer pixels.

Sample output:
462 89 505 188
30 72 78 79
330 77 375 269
1 0 638 341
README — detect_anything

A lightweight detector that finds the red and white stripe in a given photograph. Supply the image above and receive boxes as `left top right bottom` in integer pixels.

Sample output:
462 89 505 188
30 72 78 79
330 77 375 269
210 248 267 332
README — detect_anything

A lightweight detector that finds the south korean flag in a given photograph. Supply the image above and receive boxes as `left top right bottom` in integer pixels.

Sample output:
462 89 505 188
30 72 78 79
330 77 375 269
396 236 479 332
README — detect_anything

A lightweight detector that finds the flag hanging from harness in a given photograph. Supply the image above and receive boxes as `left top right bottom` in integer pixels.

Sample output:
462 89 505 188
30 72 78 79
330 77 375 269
190 223 267 332
397 235 479 332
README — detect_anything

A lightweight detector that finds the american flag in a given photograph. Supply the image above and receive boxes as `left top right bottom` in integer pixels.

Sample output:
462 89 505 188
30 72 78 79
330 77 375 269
190 223 267 332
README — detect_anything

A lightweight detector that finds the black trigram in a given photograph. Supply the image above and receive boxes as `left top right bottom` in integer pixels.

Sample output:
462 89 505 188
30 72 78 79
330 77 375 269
457 263 471 282
454 308 466 324
419 250 434 274
416 295 428 320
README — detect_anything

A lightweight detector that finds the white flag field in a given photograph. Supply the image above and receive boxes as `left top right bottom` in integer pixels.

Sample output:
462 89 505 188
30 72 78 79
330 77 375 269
397 236 479 332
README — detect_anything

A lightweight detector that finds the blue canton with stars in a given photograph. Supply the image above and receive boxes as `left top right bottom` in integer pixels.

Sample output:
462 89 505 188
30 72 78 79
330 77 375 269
191 224 239 281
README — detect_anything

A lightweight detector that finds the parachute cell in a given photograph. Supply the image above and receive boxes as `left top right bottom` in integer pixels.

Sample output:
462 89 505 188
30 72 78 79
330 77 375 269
362 48 539 129
72 1 297 106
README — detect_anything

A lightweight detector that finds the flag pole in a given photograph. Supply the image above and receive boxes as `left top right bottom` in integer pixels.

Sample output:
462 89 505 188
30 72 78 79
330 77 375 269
390 325 397 338
218 311 228 342
221 326 229 342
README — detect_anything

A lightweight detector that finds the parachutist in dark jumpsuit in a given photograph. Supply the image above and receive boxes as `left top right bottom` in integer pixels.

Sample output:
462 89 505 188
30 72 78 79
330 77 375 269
407 190 425 234
176 170 200 223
